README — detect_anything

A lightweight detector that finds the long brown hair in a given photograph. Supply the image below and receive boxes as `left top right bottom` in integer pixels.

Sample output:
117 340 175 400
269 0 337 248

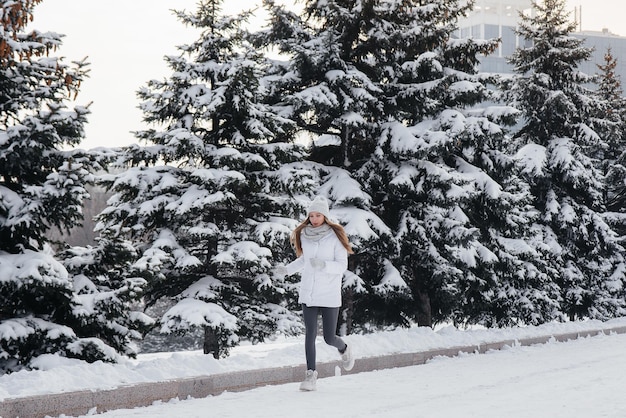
291 217 354 257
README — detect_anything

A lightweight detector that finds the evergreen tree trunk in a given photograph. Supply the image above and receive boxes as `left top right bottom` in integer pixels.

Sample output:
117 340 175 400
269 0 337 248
415 289 432 327
341 125 350 168
203 326 220 359
414 271 432 327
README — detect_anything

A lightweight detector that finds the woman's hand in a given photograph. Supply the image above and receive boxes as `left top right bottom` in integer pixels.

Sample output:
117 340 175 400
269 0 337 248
310 258 326 270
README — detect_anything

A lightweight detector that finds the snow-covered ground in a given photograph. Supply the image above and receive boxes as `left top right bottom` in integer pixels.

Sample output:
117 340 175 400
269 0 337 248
2 318 626 417
69 328 626 418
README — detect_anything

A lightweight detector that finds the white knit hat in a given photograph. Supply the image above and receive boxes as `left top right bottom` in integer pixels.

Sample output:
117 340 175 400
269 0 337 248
307 196 330 218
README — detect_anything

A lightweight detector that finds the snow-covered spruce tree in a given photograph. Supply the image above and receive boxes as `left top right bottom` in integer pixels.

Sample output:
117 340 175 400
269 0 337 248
449 125 563 326
505 0 626 320
594 48 626 237
0 0 125 372
59 234 154 358
97 0 309 358
354 0 563 327
257 0 402 332
258 0 557 328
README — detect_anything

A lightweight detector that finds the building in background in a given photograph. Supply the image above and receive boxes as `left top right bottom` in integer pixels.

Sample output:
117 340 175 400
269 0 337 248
575 28 626 82
458 0 626 88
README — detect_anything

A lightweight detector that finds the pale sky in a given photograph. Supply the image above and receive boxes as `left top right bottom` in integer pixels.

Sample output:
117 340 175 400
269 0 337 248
28 0 626 150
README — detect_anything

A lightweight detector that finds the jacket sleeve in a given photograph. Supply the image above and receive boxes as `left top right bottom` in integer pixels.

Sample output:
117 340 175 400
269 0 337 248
322 238 348 274
285 256 305 275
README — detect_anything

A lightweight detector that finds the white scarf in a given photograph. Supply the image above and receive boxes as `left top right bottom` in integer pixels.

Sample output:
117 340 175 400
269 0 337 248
302 224 333 242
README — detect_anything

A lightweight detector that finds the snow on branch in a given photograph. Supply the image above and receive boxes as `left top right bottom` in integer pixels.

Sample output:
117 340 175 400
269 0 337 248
160 298 238 333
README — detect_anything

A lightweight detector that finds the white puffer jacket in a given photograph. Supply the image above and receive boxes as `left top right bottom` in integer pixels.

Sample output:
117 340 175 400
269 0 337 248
285 229 348 308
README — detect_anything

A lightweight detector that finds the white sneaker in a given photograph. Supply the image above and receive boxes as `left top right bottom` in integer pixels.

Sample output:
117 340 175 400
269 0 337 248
341 344 355 371
299 369 318 391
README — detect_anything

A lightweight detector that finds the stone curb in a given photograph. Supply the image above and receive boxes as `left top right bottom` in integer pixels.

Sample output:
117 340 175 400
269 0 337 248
2 325 625 418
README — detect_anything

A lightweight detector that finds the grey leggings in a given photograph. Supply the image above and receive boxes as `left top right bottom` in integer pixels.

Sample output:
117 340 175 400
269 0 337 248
302 304 347 371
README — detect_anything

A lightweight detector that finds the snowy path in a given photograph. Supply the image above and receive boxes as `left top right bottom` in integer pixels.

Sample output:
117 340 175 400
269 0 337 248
71 332 626 418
